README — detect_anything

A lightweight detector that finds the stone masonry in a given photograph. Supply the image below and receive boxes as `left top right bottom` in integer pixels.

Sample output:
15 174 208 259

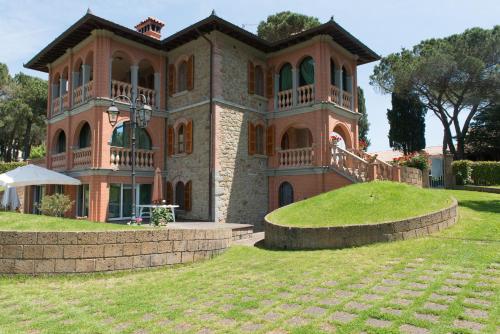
0 227 232 275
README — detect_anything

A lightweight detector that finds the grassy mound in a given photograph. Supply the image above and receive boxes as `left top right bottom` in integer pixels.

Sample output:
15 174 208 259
266 181 453 228
0 212 145 231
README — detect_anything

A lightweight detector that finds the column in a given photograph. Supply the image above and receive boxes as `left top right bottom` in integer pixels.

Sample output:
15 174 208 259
82 64 90 101
346 75 353 110
273 74 279 111
336 68 343 105
59 78 64 112
292 68 298 106
131 65 139 103
71 71 79 106
154 72 160 110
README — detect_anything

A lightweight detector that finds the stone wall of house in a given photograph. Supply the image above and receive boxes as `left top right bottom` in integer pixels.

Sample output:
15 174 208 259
214 104 268 229
167 104 211 221
264 198 458 250
166 36 211 110
401 166 423 187
0 227 232 275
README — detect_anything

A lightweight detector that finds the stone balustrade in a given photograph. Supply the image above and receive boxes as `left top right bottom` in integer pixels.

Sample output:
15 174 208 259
52 99 61 117
51 153 66 171
110 146 155 170
342 91 352 109
330 85 340 105
278 147 314 168
330 144 369 182
297 84 314 106
277 89 293 110
72 147 92 169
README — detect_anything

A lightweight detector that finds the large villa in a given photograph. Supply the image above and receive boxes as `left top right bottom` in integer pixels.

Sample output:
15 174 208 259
23 11 380 226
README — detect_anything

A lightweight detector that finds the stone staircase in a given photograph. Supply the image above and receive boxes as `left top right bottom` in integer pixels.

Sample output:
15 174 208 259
329 144 396 183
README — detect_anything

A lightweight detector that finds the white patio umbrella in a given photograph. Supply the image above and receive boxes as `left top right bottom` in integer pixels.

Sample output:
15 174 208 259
0 164 81 187
1 186 20 210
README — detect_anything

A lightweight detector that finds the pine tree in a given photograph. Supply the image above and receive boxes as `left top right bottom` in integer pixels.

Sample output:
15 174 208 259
357 87 370 149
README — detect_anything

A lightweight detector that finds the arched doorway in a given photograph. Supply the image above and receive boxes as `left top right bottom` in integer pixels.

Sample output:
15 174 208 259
278 182 294 207
331 125 351 150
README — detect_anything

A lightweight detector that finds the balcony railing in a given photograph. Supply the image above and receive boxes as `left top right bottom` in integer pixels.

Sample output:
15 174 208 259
51 152 66 171
73 80 94 107
72 147 92 169
277 147 314 168
52 99 62 116
342 91 352 109
297 84 314 106
112 80 155 106
62 93 69 111
110 146 155 170
330 85 340 105
277 89 293 111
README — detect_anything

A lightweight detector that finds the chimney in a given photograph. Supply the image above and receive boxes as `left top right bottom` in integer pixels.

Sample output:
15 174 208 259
135 17 165 40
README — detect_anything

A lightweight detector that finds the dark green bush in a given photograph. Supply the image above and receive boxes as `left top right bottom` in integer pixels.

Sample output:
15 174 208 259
452 160 500 186
0 162 26 174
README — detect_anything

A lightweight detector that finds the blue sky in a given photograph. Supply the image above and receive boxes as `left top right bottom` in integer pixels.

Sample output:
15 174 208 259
0 0 498 151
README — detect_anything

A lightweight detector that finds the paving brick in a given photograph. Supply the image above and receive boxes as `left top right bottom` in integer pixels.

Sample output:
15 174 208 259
399 324 430 334
414 313 439 323
423 302 447 311
366 318 392 328
453 319 485 331
463 308 488 319
330 311 357 323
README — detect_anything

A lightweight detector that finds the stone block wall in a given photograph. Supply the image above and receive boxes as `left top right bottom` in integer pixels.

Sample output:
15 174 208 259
0 227 232 275
214 104 268 229
401 166 423 187
264 198 458 250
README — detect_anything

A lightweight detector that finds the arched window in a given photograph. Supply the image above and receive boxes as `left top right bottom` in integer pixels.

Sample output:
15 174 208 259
298 57 314 86
279 63 293 91
175 181 185 210
177 124 185 153
111 122 152 150
342 66 349 92
255 125 264 155
279 182 294 207
78 123 91 149
177 61 188 92
255 66 264 96
55 131 66 153
330 59 336 86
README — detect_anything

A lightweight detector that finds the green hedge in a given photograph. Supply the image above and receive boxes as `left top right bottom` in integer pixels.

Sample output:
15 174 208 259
0 162 26 174
452 160 500 186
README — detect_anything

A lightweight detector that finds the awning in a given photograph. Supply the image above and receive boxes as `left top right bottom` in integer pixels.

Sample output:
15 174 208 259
0 164 81 187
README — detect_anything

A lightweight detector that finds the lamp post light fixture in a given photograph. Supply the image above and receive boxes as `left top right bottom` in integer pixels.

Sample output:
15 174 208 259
106 94 152 222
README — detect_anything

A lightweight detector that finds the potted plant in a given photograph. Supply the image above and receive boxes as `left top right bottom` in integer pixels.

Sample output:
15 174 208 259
151 207 174 227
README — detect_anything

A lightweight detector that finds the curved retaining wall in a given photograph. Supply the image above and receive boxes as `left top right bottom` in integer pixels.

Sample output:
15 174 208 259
264 198 458 250
0 228 232 275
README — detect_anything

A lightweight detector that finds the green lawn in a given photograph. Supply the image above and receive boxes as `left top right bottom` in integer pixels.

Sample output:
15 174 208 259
267 181 453 227
0 189 499 334
0 212 144 231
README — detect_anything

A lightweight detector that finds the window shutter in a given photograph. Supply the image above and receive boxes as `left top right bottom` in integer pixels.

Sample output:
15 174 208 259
248 122 256 155
266 67 274 98
168 64 176 96
166 181 173 204
184 181 192 211
167 126 174 156
266 125 275 156
187 55 194 91
186 120 193 154
248 61 255 95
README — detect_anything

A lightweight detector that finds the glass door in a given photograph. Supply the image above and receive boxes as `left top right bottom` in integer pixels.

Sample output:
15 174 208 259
77 184 89 217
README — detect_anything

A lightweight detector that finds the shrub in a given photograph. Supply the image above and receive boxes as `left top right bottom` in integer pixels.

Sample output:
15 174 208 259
151 207 174 226
470 161 500 185
0 162 26 174
39 194 73 217
29 145 46 159
452 160 473 185
393 152 430 171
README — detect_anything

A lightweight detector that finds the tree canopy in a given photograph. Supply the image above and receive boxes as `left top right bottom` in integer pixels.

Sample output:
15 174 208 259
357 87 370 149
0 63 47 162
465 103 500 160
370 26 500 159
387 91 427 155
257 11 321 42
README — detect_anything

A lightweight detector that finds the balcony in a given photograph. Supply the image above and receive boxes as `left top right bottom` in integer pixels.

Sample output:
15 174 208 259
110 146 155 170
329 85 353 111
73 81 94 106
277 84 315 111
50 152 66 171
111 80 155 106
72 147 92 169
277 147 314 168
52 99 62 116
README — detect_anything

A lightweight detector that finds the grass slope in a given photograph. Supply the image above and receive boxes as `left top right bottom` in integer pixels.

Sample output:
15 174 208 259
267 181 453 227
0 212 144 231
0 190 498 334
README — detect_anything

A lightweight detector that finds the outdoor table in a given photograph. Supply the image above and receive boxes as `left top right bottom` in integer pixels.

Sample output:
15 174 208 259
137 204 179 222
